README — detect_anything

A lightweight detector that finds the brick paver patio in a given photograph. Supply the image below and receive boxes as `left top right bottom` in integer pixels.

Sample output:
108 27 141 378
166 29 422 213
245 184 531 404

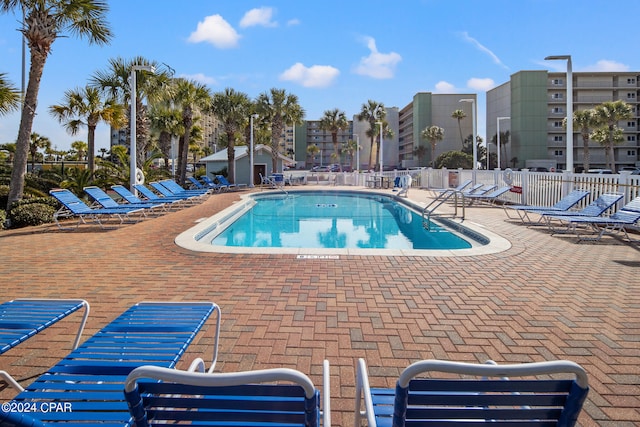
1 187 638 426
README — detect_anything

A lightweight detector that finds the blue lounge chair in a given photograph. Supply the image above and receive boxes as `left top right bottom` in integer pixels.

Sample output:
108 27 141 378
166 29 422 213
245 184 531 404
535 193 623 225
188 176 222 192
133 183 193 205
464 185 512 205
49 189 145 230
124 360 331 427
159 179 210 196
216 175 247 190
504 189 591 224
84 186 165 214
462 183 494 196
0 301 221 426
0 299 89 391
546 196 640 242
355 358 589 427
428 179 472 197
149 181 205 203
111 184 178 210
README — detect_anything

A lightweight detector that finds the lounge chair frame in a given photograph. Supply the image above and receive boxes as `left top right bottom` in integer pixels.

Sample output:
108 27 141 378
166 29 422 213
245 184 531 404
124 359 331 427
355 358 589 427
0 298 89 391
503 189 590 224
1 301 221 426
50 189 145 230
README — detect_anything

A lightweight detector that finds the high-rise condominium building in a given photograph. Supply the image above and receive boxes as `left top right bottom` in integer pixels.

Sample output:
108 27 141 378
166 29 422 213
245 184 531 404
487 70 640 171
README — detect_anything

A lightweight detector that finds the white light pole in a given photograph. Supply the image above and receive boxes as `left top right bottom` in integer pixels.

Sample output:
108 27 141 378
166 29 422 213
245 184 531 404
376 121 383 173
545 55 573 172
249 114 258 188
497 116 510 170
129 64 155 193
459 98 477 170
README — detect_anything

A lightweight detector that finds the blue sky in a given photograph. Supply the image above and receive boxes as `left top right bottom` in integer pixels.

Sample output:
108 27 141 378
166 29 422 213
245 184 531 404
1 0 640 152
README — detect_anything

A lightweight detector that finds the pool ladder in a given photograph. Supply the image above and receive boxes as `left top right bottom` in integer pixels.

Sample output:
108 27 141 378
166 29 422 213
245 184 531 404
422 189 465 230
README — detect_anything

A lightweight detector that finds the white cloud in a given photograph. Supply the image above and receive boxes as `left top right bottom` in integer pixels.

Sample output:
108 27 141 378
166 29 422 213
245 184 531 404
287 18 301 26
353 36 402 79
188 14 240 49
240 7 277 28
434 81 456 93
179 73 217 86
467 77 495 91
582 59 630 72
460 32 508 70
279 63 340 88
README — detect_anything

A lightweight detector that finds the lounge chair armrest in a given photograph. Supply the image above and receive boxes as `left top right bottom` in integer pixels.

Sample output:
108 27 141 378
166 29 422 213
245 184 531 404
188 357 206 373
354 358 377 427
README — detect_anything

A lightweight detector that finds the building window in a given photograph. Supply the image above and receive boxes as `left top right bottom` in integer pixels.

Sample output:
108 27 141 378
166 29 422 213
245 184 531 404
554 135 563 142
627 78 636 84
553 93 564 99
628 150 636 156
554 150 563 156
628 136 636 142
553 121 563 128
627 122 636 128
627 93 636 99
552 107 564 114
552 79 563 85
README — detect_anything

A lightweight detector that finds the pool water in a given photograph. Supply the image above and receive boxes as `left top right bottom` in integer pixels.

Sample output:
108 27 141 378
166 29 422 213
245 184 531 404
210 192 473 250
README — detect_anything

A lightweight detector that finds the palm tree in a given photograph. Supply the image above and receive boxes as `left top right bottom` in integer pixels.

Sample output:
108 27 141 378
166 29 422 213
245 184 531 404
2 0 112 208
451 109 467 149
412 145 427 166
149 104 183 173
29 133 51 171
172 78 211 185
306 144 320 167
49 86 126 174
0 72 20 116
211 88 251 183
256 88 305 173
341 139 360 171
421 125 444 167
319 108 349 170
590 126 624 170
567 109 598 172
593 100 633 172
356 100 385 170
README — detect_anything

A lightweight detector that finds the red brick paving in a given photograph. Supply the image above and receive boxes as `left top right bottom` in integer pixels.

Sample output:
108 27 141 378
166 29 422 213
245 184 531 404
1 188 639 426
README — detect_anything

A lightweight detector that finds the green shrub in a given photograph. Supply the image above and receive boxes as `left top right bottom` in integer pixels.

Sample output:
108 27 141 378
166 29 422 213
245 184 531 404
8 197 58 228
0 209 6 230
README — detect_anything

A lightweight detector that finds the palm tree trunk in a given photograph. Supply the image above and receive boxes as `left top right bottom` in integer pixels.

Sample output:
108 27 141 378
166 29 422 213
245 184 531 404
582 137 590 172
226 131 235 183
7 51 46 208
87 124 97 174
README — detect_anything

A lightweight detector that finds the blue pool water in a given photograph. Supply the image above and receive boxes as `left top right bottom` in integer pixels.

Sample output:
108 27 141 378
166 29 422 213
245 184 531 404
209 192 474 250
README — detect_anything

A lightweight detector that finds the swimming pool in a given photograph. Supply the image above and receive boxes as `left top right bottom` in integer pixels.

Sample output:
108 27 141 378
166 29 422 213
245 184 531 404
176 189 511 256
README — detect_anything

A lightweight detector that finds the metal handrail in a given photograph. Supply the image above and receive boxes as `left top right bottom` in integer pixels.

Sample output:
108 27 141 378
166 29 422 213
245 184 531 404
423 189 465 230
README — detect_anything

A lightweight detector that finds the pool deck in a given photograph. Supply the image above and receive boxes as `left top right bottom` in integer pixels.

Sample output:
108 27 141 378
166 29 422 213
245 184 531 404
1 186 639 426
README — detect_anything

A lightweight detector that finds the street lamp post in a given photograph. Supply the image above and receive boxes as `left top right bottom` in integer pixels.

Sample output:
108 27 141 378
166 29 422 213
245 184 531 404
249 114 258 188
459 98 477 171
376 121 383 173
355 134 360 173
129 64 155 193
545 55 573 172
497 116 510 170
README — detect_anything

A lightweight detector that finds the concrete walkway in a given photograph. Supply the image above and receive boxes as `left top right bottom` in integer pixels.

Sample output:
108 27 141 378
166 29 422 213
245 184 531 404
1 187 638 426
